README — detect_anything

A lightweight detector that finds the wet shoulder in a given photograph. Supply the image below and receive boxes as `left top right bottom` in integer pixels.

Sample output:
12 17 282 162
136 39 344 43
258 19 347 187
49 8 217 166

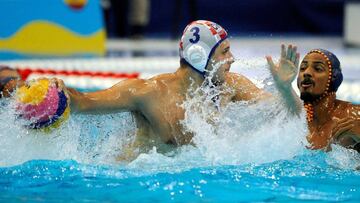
225 72 263 97
335 99 360 118
139 73 178 95
149 73 179 87
225 72 250 86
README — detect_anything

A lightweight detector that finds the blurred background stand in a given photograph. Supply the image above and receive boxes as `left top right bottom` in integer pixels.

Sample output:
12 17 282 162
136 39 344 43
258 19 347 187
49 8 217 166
129 0 150 39
102 0 150 39
171 0 198 39
344 0 360 47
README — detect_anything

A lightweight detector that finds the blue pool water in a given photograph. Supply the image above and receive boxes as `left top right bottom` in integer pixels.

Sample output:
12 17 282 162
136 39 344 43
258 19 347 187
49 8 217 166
1 150 360 202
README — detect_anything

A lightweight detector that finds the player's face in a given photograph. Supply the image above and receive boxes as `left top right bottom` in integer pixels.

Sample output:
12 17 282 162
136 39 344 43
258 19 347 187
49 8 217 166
297 53 330 98
208 39 234 85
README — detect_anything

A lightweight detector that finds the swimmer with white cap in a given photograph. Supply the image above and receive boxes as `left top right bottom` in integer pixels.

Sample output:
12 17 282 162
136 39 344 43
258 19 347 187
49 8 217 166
59 20 302 161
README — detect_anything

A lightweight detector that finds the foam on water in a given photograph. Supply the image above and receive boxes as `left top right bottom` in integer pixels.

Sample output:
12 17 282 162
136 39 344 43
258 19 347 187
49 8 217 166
326 144 360 170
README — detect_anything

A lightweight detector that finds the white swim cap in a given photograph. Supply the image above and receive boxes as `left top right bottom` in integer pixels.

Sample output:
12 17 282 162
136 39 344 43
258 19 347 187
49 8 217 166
179 20 228 75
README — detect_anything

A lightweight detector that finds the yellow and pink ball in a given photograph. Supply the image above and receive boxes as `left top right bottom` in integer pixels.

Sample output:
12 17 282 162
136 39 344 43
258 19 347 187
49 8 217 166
15 79 70 130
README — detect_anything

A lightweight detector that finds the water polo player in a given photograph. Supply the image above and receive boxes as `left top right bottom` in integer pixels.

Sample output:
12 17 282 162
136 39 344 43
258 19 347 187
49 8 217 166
0 66 24 98
58 20 302 160
296 49 360 151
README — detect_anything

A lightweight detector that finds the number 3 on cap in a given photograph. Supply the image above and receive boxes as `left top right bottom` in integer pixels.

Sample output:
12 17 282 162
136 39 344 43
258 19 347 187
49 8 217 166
189 27 200 44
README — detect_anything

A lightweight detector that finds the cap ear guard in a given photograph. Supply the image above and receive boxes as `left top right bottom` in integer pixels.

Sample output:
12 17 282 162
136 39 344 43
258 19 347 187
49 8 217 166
183 42 210 73
330 64 343 92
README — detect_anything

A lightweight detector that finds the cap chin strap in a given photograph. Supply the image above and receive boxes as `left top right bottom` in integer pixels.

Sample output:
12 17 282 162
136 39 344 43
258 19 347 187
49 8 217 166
180 59 206 76
303 91 336 123
182 37 227 78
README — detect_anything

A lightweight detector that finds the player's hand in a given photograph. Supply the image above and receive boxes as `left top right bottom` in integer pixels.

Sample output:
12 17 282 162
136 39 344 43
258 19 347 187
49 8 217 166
266 44 300 89
50 77 70 104
50 78 65 90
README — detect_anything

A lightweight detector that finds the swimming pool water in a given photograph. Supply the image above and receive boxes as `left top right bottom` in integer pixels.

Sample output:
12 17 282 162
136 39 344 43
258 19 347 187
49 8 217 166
1 150 360 202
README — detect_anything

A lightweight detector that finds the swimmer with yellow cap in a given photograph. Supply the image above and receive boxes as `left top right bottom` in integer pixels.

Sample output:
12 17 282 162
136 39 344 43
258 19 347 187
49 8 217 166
57 20 302 161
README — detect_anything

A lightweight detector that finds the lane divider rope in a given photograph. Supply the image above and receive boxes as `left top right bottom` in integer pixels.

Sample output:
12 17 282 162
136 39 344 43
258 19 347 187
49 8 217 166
15 67 140 81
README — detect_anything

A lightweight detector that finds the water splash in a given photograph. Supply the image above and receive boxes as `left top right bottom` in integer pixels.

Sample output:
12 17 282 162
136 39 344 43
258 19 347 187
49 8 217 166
326 144 360 170
181 58 308 166
0 97 136 167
